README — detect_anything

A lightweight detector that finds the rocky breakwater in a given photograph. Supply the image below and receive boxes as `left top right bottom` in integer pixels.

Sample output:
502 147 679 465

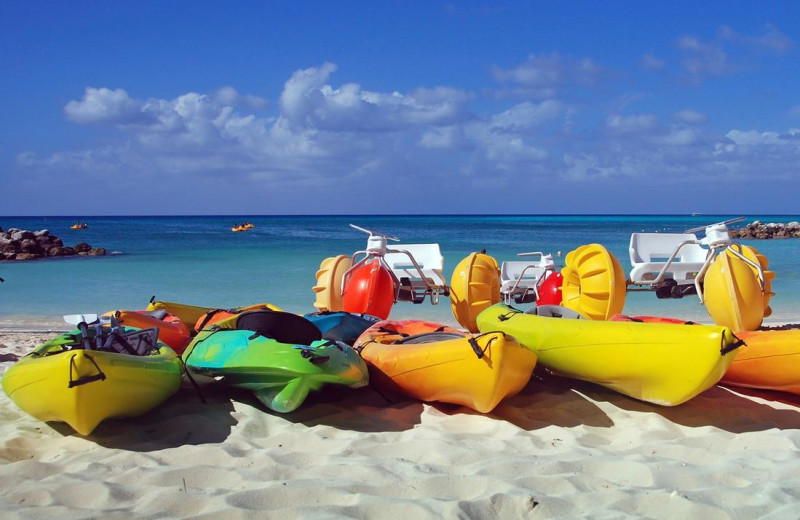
0 227 106 261
730 220 800 239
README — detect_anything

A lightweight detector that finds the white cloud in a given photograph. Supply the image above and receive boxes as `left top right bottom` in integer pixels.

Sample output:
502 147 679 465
64 87 150 125
642 53 665 69
724 129 800 147
672 110 708 125
18 63 800 209
491 52 602 98
278 63 472 132
719 24 794 54
606 114 658 133
676 35 730 78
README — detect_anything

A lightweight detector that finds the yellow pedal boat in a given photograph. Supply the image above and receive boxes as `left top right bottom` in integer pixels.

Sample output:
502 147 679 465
2 326 183 435
477 304 742 406
353 320 537 413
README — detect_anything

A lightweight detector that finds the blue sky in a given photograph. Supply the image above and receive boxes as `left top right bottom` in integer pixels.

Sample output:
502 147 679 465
2 1 799 215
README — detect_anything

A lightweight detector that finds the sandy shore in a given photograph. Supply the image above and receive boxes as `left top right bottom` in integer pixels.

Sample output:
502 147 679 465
1 330 798 519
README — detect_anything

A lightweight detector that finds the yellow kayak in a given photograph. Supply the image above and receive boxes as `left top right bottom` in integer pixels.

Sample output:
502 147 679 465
354 320 537 413
476 304 742 406
2 327 182 435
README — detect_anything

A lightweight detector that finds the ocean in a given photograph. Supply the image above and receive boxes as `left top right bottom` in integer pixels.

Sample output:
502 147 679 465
1 215 799 329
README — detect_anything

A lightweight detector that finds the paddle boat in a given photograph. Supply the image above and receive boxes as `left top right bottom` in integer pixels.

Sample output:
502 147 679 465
458 218 774 332
2 314 183 435
312 224 455 320
70 222 88 230
626 217 774 331
313 225 628 329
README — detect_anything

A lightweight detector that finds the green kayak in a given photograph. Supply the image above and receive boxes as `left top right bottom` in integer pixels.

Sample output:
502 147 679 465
182 310 369 413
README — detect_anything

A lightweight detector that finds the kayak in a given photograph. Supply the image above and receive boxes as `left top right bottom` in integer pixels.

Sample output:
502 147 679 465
182 310 368 413
353 320 537 413
612 314 800 396
477 304 742 406
303 311 382 345
105 309 191 353
145 297 282 332
2 326 182 435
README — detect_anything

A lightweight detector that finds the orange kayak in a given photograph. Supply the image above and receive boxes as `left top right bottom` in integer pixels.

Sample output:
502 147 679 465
612 315 800 396
107 310 192 354
353 320 537 413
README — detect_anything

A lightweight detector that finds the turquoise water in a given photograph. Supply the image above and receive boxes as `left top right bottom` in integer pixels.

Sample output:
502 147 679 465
1 215 799 328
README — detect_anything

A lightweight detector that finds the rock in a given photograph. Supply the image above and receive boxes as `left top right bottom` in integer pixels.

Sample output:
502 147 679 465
0 228 107 261
19 239 43 254
10 230 35 241
13 253 42 261
73 242 92 253
731 220 800 239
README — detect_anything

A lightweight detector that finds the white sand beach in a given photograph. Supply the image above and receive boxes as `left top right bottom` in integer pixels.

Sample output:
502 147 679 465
1 330 798 520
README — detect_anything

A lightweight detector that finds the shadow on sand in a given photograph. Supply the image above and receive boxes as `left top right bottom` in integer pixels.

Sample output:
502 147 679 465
74 383 238 451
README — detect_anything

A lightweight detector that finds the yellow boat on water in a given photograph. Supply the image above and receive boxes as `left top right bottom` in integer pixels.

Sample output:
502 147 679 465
2 325 182 435
477 303 742 406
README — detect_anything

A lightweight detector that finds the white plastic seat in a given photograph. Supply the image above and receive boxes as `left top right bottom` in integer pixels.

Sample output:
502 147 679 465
629 233 708 285
384 244 446 288
500 260 547 303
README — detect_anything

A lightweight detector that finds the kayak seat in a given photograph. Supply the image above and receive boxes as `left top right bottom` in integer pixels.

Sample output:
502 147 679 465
629 232 708 285
524 305 584 320
140 309 169 321
235 310 323 345
101 327 160 356
394 331 466 345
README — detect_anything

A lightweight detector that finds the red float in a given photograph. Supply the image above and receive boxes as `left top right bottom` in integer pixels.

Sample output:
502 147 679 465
536 272 563 306
342 259 396 319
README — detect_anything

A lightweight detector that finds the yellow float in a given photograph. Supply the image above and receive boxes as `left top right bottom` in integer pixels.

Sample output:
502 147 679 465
312 254 353 312
561 244 626 320
449 252 501 332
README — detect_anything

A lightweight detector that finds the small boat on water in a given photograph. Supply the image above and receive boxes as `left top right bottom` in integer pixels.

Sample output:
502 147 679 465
70 222 88 230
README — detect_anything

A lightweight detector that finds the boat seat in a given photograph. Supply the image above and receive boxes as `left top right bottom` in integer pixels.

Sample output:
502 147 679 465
384 244 446 288
629 233 708 285
500 261 547 303
235 310 322 345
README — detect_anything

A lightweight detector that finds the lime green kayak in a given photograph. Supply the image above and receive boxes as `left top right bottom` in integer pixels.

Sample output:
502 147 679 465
182 310 368 413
